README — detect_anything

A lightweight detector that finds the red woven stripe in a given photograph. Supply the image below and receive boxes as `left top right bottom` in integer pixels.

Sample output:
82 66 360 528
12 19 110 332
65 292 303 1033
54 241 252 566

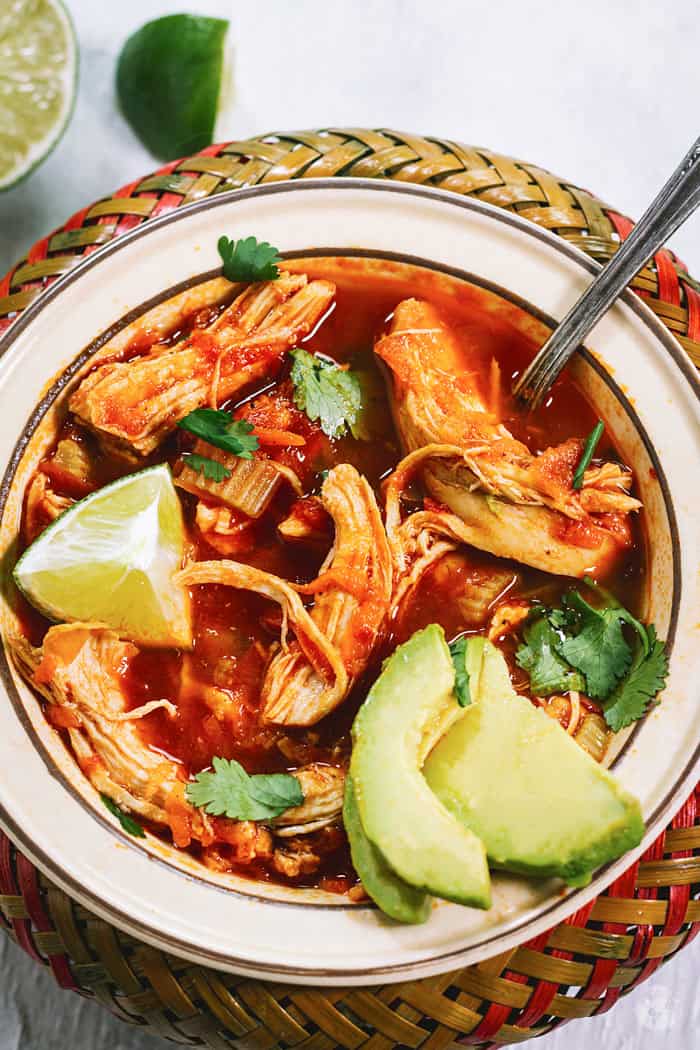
627 834 666 966
27 236 50 265
663 792 697 936
113 178 141 199
598 986 623 1013
607 211 634 240
464 1001 512 1043
584 959 619 1001
62 204 92 231
581 862 640 999
515 979 559 1028
0 840 42 963
155 158 182 175
16 854 77 989
683 282 700 342
0 268 14 298
151 191 185 218
654 250 680 307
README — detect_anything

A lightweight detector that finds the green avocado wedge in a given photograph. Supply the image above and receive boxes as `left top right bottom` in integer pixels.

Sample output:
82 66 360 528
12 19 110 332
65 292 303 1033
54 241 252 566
424 639 644 886
344 776 431 924
350 624 491 910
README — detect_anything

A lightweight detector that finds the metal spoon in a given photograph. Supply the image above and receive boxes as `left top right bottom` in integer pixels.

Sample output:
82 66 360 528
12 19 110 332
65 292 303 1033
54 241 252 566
513 137 700 409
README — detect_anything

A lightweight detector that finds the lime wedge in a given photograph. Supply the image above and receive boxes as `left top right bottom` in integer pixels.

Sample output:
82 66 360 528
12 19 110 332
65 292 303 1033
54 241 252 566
14 465 192 649
0 0 78 190
116 14 229 161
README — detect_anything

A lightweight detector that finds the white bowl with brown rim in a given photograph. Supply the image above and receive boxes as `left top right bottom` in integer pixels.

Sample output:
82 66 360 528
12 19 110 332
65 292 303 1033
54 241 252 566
0 180 698 984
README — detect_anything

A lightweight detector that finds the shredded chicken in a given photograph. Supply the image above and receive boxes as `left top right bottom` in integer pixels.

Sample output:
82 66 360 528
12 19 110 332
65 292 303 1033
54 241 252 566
178 556 349 704
488 601 531 641
24 473 74 543
272 763 345 836
194 503 257 556
8 624 208 845
375 299 641 577
69 273 335 456
203 824 273 871
273 839 321 878
179 465 392 726
263 464 392 725
278 496 333 544
10 625 345 853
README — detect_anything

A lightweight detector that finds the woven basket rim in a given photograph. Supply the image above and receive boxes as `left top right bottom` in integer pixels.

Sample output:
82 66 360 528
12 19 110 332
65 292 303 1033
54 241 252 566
0 176 698 984
0 129 697 1048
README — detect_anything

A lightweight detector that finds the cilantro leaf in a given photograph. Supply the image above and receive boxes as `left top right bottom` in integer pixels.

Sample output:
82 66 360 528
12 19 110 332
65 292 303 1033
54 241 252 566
516 585 668 731
557 591 644 699
217 235 282 282
101 794 146 838
289 349 362 438
182 452 232 482
572 420 604 490
516 613 585 696
449 637 471 707
178 408 259 459
186 757 304 820
602 626 669 731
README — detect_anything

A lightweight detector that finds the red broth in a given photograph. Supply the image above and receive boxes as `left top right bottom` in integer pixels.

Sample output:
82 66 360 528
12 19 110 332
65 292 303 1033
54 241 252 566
16 257 645 891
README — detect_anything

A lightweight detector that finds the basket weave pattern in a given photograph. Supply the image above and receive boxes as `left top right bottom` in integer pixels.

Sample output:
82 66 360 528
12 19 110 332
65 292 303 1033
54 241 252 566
0 129 699 1048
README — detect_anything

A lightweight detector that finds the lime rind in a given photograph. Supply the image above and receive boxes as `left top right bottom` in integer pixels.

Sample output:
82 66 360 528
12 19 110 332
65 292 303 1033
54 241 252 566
0 0 78 191
14 464 192 648
116 14 229 161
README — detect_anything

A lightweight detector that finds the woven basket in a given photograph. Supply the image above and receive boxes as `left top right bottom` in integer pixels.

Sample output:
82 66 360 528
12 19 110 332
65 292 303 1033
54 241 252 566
0 130 699 1049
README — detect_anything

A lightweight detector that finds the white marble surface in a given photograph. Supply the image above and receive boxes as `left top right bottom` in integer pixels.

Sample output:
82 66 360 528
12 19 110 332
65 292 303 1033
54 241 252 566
1 0 699 1047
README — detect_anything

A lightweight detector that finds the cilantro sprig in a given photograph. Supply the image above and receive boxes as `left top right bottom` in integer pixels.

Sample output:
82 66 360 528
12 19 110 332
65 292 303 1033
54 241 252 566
515 581 668 731
217 235 282 283
603 625 668 731
449 637 472 707
178 408 259 459
186 757 304 821
289 349 362 439
182 452 232 483
556 590 646 698
516 614 585 696
101 794 145 838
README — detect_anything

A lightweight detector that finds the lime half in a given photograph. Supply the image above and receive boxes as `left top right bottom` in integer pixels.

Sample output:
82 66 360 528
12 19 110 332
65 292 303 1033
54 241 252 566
116 14 229 161
0 0 78 190
14 465 192 649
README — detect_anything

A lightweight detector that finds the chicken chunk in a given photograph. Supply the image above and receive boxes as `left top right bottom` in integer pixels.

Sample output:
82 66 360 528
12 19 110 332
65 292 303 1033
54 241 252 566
273 840 320 879
24 472 73 543
69 274 335 457
375 299 641 577
178 465 393 727
262 464 393 725
272 763 345 836
8 624 203 843
278 496 333 544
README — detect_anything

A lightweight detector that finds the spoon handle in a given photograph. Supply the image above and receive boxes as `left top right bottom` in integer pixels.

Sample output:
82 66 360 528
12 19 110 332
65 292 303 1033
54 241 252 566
513 137 700 409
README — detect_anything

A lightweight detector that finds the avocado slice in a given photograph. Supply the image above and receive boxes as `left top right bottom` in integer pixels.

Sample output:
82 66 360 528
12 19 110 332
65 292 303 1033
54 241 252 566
350 624 491 909
424 639 645 885
344 776 431 924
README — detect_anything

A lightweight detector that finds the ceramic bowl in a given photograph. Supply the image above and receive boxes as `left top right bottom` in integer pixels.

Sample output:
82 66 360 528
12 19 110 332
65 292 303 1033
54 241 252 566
0 180 698 984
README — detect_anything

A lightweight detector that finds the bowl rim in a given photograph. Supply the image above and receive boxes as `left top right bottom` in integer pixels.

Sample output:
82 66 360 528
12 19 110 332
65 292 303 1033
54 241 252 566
0 177 698 982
